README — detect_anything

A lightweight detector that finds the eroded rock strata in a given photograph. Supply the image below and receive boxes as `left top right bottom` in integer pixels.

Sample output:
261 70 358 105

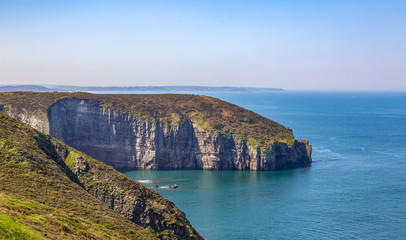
0 111 202 240
0 92 312 171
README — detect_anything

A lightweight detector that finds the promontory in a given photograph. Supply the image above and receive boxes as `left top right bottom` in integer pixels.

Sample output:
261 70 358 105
0 92 312 171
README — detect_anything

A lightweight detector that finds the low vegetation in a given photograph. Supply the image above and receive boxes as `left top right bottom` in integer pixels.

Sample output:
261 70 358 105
0 92 295 150
0 111 201 239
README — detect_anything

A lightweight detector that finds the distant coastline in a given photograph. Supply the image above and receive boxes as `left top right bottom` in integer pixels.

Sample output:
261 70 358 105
0 84 283 93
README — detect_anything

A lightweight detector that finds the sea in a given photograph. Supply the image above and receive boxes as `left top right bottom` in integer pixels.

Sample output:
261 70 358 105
121 91 406 240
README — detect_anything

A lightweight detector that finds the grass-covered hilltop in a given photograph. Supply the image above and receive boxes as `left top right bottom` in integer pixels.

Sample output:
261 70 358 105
0 92 311 171
0 92 294 148
0 112 202 239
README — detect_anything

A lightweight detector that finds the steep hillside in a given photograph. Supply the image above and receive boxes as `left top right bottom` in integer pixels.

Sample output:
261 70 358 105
0 92 311 171
0 112 202 240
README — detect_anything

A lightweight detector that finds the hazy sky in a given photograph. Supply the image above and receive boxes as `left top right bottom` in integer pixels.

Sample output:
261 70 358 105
1 0 405 90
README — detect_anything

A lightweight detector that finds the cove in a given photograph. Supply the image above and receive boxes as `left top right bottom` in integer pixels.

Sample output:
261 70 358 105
124 91 406 239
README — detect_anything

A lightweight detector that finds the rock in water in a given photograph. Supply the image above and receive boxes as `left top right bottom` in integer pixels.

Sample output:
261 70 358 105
168 184 179 190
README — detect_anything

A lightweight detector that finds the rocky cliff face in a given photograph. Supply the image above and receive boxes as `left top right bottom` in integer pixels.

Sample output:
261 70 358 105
65 153 202 240
0 104 49 133
45 98 311 171
0 111 202 240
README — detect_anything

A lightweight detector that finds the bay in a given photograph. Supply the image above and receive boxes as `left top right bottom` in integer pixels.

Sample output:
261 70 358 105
123 91 406 239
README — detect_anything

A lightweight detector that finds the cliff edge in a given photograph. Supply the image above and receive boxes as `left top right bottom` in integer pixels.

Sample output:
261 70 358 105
0 112 202 239
0 92 312 171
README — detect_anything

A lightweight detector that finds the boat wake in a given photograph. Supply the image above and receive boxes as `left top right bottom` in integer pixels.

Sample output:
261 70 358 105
313 147 343 160
136 180 154 183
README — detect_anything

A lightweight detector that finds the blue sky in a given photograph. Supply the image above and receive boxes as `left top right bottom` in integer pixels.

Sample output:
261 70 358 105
1 0 405 90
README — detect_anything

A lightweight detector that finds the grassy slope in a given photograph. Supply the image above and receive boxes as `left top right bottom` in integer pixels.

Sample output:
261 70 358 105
0 92 295 150
0 111 157 240
62 149 202 240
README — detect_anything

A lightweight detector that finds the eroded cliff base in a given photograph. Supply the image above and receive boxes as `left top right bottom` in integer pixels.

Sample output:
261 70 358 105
0 92 312 171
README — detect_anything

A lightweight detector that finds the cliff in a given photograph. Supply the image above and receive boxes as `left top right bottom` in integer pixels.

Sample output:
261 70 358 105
0 112 202 239
0 92 312 171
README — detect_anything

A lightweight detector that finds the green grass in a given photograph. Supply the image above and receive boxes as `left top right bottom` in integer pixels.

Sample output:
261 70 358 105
0 112 158 240
62 147 202 239
0 92 296 150
0 111 202 240
0 214 44 240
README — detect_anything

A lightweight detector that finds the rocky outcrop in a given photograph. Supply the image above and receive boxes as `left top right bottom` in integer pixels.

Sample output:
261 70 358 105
45 98 311 171
0 104 49 133
0 93 312 171
0 111 202 240
61 146 203 240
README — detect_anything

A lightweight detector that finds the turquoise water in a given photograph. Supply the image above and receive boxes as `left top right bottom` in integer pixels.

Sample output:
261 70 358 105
123 92 406 239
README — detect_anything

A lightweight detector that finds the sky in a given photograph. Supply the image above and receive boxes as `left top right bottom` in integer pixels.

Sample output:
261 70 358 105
0 0 405 91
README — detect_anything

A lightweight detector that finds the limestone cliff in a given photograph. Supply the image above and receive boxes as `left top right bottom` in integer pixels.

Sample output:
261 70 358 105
0 92 312 171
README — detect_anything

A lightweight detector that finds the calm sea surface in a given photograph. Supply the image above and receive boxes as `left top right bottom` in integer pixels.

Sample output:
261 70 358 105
122 91 406 240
